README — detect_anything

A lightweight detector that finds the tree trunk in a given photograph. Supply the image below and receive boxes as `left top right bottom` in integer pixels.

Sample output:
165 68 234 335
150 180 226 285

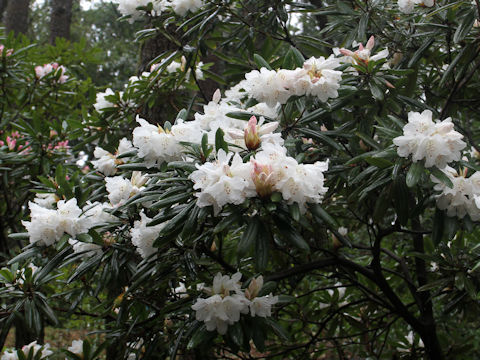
49 0 73 44
139 29 180 125
5 0 29 36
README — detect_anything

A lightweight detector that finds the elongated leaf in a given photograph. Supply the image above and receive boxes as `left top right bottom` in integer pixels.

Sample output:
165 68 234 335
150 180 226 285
253 54 272 70
454 9 475 43
406 162 424 187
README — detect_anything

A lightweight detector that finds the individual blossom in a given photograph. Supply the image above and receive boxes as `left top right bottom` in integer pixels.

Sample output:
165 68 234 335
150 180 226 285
21 341 53 359
244 67 295 107
245 275 279 317
105 171 147 206
69 238 103 258
67 340 83 355
132 117 184 167
115 0 168 22
393 110 466 168
94 88 115 113
338 36 389 68
33 193 59 209
189 150 256 214
291 55 343 102
251 161 275 198
432 166 480 221
130 211 166 259
192 272 250 335
35 63 68 83
92 137 133 176
227 115 282 151
170 0 205 16
398 0 434 14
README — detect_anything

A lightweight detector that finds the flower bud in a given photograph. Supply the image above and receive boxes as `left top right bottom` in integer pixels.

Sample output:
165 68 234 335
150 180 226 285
244 116 261 150
251 160 275 198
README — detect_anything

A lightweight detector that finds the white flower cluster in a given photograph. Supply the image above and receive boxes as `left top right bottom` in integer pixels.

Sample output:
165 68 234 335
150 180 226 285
92 138 133 176
130 211 167 259
393 110 466 169
398 0 434 14
243 55 342 107
192 273 278 335
105 171 148 206
35 63 68 84
1 341 53 360
22 198 116 248
115 0 204 20
190 143 329 214
432 166 480 221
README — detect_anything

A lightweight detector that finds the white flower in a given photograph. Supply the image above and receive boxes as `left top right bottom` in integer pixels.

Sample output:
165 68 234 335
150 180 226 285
91 138 133 176
249 295 278 317
393 110 466 168
193 93 245 131
1 350 18 360
338 227 348 236
244 67 294 107
291 56 342 102
69 238 102 258
94 88 115 113
115 0 168 21
398 0 434 14
33 193 58 209
82 202 117 228
132 117 183 167
67 340 83 355
189 150 256 214
432 166 480 221
170 0 205 16
20 342 53 359
106 171 147 206
211 272 243 296
130 211 166 259
22 199 89 246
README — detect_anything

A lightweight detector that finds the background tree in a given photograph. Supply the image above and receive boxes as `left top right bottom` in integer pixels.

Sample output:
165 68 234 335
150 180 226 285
49 0 74 44
5 0 30 35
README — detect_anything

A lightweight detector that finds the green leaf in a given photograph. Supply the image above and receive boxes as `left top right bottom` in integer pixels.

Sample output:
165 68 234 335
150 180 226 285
369 81 384 100
255 223 270 271
215 128 229 154
238 217 260 256
431 208 445 246
408 37 435 68
393 175 409 226
429 166 453 188
406 162 424 187
454 9 475 43
253 54 272 70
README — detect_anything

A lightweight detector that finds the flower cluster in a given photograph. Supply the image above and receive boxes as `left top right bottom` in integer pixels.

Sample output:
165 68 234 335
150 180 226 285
1 341 53 360
192 273 278 334
243 55 342 107
115 0 204 20
190 143 329 214
105 171 148 206
398 0 434 14
22 198 115 248
35 63 68 84
393 110 466 168
92 138 133 176
432 166 480 221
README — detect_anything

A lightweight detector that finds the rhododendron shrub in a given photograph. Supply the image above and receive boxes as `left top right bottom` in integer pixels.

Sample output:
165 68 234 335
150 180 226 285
3 0 480 359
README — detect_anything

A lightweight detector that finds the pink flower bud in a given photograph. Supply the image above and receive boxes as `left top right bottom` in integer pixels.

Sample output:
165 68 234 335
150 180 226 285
251 160 275 198
244 116 261 150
